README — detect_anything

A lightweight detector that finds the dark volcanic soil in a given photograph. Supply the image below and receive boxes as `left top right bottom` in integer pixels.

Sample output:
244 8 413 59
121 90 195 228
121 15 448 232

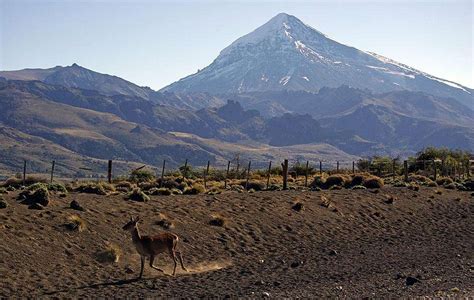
0 187 473 297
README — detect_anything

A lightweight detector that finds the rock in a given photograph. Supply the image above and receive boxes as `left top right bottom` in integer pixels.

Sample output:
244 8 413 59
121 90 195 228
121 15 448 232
70 200 84 211
29 203 44 210
125 266 134 274
292 202 304 212
291 261 302 268
0 199 7 209
262 292 270 297
406 276 420 286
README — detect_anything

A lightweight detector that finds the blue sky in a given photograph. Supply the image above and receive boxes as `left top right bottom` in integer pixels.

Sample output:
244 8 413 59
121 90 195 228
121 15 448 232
1 0 472 89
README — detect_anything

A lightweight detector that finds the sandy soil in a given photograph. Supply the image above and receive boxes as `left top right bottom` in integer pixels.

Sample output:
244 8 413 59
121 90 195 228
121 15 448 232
0 187 473 297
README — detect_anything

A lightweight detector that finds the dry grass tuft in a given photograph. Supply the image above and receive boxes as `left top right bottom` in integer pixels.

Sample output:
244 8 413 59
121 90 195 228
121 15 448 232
127 188 150 202
156 213 174 229
66 215 86 232
209 214 227 227
97 243 122 263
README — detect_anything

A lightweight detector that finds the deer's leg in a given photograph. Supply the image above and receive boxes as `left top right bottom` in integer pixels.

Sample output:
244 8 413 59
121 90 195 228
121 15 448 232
175 250 188 272
168 249 178 276
139 256 145 279
149 255 165 274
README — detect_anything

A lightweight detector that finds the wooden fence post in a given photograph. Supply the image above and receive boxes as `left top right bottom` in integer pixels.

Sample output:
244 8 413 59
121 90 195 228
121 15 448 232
160 160 166 187
204 160 210 190
245 161 251 190
432 159 437 181
282 159 289 190
304 160 309 187
392 159 396 178
336 161 339 173
182 159 188 180
107 160 112 183
404 160 408 182
50 160 55 184
266 161 272 190
352 161 355 174
22 160 26 186
319 161 322 175
224 160 230 189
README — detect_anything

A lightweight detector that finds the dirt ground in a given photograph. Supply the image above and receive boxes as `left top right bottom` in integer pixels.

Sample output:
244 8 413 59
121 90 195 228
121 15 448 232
0 186 473 297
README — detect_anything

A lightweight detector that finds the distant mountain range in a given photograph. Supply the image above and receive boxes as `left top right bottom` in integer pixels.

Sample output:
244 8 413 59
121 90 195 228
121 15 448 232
161 13 473 108
0 13 472 175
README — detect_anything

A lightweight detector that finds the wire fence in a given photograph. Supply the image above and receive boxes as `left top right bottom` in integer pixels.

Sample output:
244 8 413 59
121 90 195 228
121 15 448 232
1 156 472 185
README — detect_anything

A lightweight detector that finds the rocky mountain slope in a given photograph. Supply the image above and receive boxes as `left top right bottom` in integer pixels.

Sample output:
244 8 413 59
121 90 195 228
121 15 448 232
162 13 473 107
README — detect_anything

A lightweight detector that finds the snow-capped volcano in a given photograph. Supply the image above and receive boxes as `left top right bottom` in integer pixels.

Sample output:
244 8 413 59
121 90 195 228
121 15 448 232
162 13 472 107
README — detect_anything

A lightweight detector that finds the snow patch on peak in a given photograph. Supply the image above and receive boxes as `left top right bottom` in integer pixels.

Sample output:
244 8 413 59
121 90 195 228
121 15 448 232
279 75 291 86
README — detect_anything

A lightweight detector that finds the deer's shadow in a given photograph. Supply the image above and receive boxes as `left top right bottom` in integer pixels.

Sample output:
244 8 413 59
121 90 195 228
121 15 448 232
43 277 147 295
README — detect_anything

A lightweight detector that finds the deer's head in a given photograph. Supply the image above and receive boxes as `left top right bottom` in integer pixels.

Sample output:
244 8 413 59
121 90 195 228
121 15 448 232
122 216 140 231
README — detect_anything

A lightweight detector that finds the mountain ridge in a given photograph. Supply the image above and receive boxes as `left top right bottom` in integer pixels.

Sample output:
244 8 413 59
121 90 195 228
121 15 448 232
161 13 473 107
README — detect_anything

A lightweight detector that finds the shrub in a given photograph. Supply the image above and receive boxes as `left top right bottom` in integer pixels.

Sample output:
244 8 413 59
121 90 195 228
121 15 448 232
426 180 438 187
171 188 183 195
129 168 155 183
66 215 86 232
444 182 456 190
462 180 474 191
157 178 181 190
310 175 327 188
97 243 121 263
115 181 134 190
241 181 265 191
26 182 48 191
183 184 205 195
407 183 420 191
363 176 384 189
0 198 7 209
0 187 8 194
19 187 50 206
49 183 67 193
127 188 150 202
325 175 350 188
329 185 342 190
436 177 453 186
351 185 367 190
209 214 226 227
2 175 48 189
149 187 172 196
75 183 107 195
350 175 365 187
393 180 408 187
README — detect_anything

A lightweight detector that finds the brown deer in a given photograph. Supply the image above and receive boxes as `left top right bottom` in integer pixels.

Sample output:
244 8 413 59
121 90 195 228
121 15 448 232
122 216 187 278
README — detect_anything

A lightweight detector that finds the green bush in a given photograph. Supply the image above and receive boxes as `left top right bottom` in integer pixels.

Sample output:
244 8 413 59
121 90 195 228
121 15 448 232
240 181 265 191
75 183 107 195
19 187 50 206
129 168 155 183
183 184 205 195
127 188 150 202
